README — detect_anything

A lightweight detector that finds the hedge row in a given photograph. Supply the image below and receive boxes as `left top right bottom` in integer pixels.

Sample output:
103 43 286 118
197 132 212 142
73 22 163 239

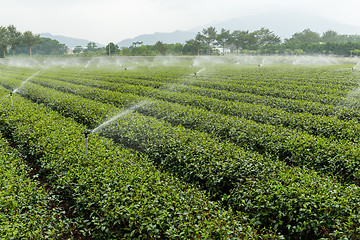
26 70 360 121
0 87 264 239
16 75 360 185
0 132 72 238
134 100 360 184
7 82 360 239
13 73 360 143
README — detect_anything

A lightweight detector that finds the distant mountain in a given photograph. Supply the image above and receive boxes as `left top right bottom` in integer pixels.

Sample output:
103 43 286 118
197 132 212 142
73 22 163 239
39 10 360 50
197 10 360 40
39 33 104 49
117 10 360 47
117 30 196 47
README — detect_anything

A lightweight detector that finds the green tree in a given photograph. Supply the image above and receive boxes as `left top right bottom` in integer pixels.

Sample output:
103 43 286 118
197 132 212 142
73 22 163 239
106 42 119 55
201 26 217 55
154 41 167 55
285 29 321 44
22 31 41 56
253 27 281 47
231 30 255 51
86 42 97 52
32 38 68 55
73 46 83 54
132 41 143 48
321 30 348 43
7 25 22 56
166 43 183 55
183 32 208 55
131 45 154 56
216 28 231 54
0 26 9 58
347 35 360 42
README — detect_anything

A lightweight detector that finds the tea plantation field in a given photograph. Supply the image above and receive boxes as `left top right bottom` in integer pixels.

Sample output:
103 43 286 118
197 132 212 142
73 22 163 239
1 56 360 239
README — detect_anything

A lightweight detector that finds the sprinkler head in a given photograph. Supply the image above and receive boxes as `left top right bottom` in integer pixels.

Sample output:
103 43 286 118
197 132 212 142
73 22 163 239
10 92 12 96
83 130 92 138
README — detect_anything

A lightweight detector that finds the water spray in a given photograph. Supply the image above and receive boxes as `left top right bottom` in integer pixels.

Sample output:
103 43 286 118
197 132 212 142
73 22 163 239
83 130 92 158
194 68 205 80
12 71 41 94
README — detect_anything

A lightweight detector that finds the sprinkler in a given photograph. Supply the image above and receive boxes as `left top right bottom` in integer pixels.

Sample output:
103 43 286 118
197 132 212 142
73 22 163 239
351 66 356 78
194 72 197 80
83 130 92 158
10 92 13 106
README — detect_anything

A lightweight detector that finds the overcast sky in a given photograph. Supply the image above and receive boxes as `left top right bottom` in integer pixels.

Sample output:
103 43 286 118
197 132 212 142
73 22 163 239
2 0 360 44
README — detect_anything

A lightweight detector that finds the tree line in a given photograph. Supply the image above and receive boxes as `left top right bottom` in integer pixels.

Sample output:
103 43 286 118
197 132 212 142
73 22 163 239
0 25 68 58
2 24 360 57
115 27 360 57
179 27 360 56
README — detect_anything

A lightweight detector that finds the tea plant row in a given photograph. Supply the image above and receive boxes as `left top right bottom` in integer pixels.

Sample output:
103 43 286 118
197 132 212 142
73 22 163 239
0 87 264 239
2 78 360 239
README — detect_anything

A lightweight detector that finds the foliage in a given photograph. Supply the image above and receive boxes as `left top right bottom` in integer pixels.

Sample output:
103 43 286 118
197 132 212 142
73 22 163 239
22 31 42 56
7 25 22 56
0 80 271 238
105 42 119 55
0 128 72 238
154 41 167 55
1 64 360 238
0 26 9 58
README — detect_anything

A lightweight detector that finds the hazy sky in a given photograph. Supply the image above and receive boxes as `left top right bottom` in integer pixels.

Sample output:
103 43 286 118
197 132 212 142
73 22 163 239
2 0 360 44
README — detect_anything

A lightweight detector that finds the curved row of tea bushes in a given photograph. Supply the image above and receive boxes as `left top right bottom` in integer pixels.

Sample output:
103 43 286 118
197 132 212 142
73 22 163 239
8 82 360 239
4 65 356 108
32 67 360 108
13 75 360 184
0 132 72 238
0 88 264 239
73 65 359 98
134 100 360 185
14 74 360 143
46 65 355 92
27 71 360 121
159 84 360 121
6 65 360 114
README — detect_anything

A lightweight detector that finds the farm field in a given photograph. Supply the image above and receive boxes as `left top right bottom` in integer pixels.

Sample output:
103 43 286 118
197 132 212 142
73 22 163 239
1 55 360 239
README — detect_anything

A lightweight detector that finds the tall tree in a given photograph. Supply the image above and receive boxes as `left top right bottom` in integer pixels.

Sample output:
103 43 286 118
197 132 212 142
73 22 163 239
32 38 68 55
322 30 348 43
86 42 97 52
231 30 256 51
106 42 119 55
285 29 321 44
201 26 217 55
216 28 231 54
7 25 22 56
0 26 9 58
184 33 205 56
253 27 281 47
22 31 41 56
154 41 167 55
